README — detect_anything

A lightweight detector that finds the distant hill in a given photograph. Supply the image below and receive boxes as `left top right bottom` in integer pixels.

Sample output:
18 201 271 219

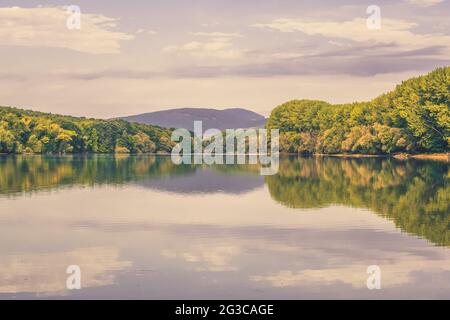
119 108 267 131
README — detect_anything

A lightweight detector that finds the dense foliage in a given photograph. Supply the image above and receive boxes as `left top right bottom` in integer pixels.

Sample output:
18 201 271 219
0 107 174 154
267 67 450 154
2 67 449 155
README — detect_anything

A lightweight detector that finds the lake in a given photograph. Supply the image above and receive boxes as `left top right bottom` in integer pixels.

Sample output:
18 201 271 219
0 155 448 299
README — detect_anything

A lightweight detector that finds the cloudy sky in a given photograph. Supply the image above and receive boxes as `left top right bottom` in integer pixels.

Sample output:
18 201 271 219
0 0 449 118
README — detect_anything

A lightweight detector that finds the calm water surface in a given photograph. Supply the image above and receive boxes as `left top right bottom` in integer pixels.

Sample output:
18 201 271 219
0 155 448 299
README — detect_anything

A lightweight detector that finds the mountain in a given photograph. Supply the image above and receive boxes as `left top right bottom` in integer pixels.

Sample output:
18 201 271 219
119 108 267 132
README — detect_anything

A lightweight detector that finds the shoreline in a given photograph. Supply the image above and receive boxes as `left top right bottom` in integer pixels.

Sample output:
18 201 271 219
404 153 449 162
1 152 449 162
312 153 386 158
285 153 449 162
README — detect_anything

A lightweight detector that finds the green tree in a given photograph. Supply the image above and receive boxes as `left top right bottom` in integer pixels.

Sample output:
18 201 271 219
133 132 156 153
267 66 450 154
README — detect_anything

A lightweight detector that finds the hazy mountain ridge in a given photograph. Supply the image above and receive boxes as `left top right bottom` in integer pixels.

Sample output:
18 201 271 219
119 108 267 131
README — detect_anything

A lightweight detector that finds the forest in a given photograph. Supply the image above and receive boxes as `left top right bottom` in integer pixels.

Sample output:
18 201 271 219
1 66 449 155
0 106 174 154
266 67 449 154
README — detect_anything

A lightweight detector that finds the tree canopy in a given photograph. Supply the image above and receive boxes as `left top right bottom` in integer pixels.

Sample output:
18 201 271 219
0 107 174 154
267 67 450 154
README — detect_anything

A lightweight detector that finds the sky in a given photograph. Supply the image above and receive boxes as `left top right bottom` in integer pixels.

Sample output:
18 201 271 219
0 0 449 118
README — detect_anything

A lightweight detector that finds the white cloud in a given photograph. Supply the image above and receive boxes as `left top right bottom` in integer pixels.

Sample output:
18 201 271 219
327 40 349 47
253 18 450 57
136 28 157 35
189 32 242 38
0 6 134 54
405 0 444 7
163 34 242 59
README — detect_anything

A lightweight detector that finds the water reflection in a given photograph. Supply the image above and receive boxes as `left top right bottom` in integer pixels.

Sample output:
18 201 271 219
0 155 264 195
0 155 448 299
266 157 449 247
0 247 131 296
0 155 447 246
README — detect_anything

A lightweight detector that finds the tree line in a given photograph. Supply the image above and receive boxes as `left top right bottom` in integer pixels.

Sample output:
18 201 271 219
0 107 174 154
1 67 448 155
266 67 449 154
